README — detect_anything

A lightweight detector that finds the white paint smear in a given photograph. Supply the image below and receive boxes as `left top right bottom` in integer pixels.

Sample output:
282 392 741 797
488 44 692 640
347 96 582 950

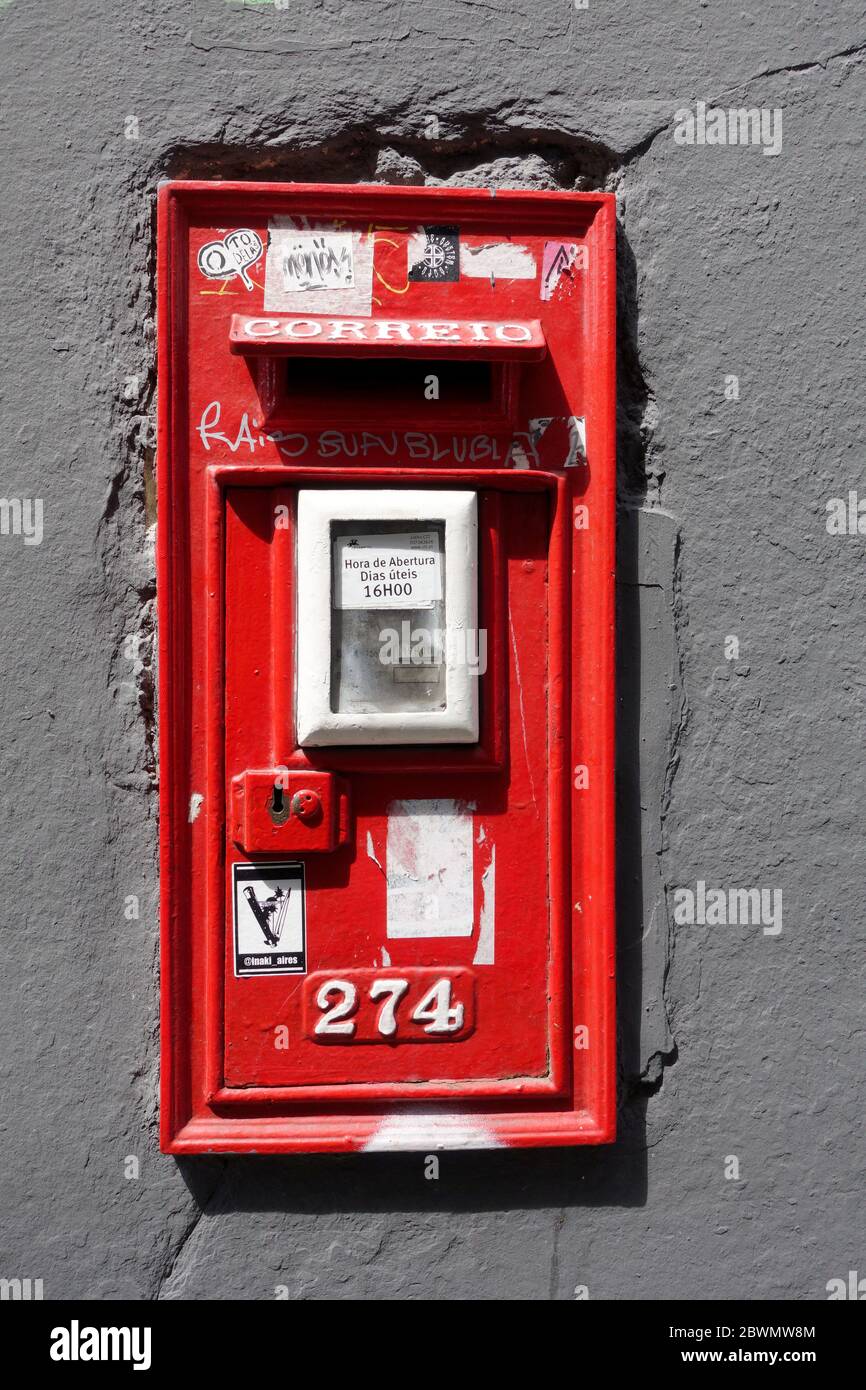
386 799 474 938
265 220 373 315
188 793 204 823
509 614 538 814
366 831 384 874
406 228 432 273
473 845 496 964
459 241 537 279
565 414 586 468
363 1110 504 1151
508 440 532 469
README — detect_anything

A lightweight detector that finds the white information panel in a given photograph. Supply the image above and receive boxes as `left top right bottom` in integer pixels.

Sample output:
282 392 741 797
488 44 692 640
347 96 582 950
295 489 478 746
334 532 443 610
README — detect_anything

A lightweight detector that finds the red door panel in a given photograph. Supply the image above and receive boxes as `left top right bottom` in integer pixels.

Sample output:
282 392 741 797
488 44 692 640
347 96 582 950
222 484 569 1100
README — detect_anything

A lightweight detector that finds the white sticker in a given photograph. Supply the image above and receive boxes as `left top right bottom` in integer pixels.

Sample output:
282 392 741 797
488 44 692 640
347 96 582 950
264 221 374 315
459 240 537 279
334 532 442 610
386 799 475 938
277 230 354 293
232 862 306 976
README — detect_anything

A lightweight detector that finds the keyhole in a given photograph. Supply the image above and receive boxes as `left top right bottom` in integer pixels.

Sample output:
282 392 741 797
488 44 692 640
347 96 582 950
269 781 290 825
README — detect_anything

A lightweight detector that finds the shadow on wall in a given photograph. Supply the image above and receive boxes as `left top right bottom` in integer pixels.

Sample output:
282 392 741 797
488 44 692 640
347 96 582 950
151 130 682 1213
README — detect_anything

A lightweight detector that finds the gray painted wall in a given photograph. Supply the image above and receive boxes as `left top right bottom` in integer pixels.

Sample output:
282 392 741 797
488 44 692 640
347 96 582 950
0 0 863 1300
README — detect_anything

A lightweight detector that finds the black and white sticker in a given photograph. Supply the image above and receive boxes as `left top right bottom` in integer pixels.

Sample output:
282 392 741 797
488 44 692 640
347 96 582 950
408 226 460 282
232 862 306 977
197 228 264 291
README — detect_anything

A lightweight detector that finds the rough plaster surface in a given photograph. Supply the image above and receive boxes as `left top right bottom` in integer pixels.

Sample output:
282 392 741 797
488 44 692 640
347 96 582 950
0 0 863 1300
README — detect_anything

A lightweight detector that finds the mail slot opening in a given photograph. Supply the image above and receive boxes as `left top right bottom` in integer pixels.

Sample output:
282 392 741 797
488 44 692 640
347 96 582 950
284 357 494 411
228 313 545 429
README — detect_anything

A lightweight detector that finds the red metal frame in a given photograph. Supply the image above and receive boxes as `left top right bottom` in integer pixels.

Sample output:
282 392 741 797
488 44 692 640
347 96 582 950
157 181 616 1153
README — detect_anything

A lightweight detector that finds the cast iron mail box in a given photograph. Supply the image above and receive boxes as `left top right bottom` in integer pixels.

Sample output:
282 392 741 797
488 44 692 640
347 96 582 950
157 181 616 1153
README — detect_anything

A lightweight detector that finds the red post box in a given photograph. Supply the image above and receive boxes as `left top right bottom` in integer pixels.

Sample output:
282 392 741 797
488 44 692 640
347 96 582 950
157 182 616 1152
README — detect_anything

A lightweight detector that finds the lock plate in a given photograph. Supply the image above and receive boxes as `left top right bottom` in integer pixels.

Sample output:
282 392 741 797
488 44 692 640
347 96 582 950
230 769 350 853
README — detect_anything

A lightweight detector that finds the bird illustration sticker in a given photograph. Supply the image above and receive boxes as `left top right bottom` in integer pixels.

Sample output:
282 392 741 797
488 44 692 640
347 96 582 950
232 862 306 976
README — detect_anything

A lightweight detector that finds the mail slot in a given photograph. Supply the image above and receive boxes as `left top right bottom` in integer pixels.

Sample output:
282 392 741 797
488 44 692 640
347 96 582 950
158 181 616 1153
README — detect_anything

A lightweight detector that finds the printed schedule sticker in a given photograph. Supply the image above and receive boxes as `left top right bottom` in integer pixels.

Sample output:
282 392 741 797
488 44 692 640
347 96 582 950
334 531 443 609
